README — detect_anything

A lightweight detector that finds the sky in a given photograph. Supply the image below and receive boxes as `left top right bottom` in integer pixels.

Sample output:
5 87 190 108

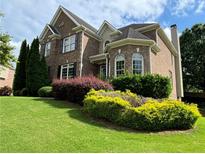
0 0 205 59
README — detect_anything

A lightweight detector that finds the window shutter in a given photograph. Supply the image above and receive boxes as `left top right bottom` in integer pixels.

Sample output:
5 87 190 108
57 65 61 79
41 44 46 56
60 39 63 53
75 33 78 50
73 62 77 77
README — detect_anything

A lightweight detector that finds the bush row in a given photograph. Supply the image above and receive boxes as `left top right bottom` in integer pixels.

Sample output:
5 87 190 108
111 74 172 99
52 76 113 105
83 89 201 131
38 86 53 97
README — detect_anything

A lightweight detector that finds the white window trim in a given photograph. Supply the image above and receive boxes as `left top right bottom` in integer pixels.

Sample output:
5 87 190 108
63 35 76 53
60 63 75 79
45 42 51 57
132 53 144 75
115 54 125 77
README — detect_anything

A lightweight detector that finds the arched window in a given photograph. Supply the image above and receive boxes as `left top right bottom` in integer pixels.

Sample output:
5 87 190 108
132 53 144 74
104 40 110 48
115 54 125 77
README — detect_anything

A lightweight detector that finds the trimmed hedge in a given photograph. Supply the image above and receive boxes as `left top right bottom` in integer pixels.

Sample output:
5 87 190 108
38 86 53 97
52 76 113 105
111 74 172 99
83 89 201 131
0 86 12 96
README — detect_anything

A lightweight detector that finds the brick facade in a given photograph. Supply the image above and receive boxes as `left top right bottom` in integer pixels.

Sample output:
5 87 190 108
39 6 181 99
0 66 15 88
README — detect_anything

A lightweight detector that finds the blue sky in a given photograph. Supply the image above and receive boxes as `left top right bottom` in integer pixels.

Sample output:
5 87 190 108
0 0 205 58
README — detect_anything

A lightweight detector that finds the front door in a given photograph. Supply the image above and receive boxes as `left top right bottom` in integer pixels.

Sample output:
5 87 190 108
100 64 106 79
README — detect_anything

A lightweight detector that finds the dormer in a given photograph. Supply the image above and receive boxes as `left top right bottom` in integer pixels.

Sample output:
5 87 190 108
97 20 119 53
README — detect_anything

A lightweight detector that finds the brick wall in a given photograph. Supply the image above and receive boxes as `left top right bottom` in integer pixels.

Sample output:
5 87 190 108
0 67 15 88
150 34 177 99
108 45 150 77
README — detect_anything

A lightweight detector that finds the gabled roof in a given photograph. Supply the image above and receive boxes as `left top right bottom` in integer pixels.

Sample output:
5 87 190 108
118 23 156 31
39 24 60 40
113 27 151 41
61 6 97 33
97 20 118 35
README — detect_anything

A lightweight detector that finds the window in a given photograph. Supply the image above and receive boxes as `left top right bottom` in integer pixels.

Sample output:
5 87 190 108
60 63 75 79
104 40 110 48
115 55 125 77
132 53 143 74
63 35 76 53
45 42 51 56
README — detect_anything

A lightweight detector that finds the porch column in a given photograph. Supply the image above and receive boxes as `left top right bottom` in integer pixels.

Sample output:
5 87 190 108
106 56 108 78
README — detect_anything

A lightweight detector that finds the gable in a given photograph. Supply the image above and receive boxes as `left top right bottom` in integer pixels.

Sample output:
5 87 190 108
53 11 77 38
97 21 117 36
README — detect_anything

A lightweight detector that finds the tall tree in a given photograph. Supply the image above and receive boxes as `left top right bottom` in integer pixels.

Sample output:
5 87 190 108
180 23 205 92
0 33 16 67
27 38 48 96
13 40 28 93
0 13 16 67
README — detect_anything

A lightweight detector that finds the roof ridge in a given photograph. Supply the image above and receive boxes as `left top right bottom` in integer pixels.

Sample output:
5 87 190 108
61 6 97 33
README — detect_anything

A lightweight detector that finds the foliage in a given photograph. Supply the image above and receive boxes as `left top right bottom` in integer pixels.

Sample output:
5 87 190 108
111 74 172 99
38 86 53 97
180 23 205 92
83 89 201 131
13 40 28 94
52 76 113 105
0 86 12 96
1 97 205 152
19 88 28 96
87 89 144 107
0 32 17 68
26 38 49 96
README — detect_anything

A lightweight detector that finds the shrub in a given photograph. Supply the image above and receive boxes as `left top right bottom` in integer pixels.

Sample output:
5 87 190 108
111 74 172 99
52 76 113 105
83 90 201 131
88 89 144 107
13 90 21 96
19 88 28 96
0 86 12 96
38 86 53 97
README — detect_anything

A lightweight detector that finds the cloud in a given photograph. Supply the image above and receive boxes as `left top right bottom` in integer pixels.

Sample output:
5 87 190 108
1 0 168 45
195 0 205 13
172 0 196 16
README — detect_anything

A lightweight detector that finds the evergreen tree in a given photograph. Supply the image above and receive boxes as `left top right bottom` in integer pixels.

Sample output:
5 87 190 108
27 38 49 96
13 40 28 94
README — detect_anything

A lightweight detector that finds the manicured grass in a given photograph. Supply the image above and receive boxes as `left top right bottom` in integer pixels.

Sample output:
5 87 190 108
0 97 205 152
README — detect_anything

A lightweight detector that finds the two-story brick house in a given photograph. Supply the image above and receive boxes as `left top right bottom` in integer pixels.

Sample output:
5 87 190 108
39 5 183 99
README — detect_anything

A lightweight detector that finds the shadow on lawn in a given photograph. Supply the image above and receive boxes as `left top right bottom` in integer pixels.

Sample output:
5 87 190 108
33 98 146 133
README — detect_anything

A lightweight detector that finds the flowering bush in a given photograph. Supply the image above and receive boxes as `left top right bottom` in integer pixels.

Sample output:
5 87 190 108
52 76 113 105
0 86 12 96
83 89 201 131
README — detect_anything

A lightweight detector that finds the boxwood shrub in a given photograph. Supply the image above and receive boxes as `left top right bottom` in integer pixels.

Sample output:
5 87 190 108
83 89 201 131
52 76 113 105
38 86 53 97
111 74 172 99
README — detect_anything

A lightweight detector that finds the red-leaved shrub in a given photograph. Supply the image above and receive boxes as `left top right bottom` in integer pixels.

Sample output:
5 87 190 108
0 86 12 96
52 76 113 105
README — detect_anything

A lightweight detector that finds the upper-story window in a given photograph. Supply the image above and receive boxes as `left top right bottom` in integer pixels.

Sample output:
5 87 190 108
45 42 51 57
132 53 144 74
63 35 76 53
115 54 125 77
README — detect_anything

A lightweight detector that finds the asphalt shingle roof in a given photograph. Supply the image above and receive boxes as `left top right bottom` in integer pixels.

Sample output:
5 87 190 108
62 6 97 33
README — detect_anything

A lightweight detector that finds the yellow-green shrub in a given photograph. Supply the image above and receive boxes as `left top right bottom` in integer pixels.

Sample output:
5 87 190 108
119 100 201 130
83 90 201 131
83 91 131 122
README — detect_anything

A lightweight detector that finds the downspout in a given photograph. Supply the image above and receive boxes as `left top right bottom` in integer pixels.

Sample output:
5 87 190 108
80 31 84 77
170 24 184 99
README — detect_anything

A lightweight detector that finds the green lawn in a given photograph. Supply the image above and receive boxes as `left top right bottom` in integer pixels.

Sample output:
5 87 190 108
0 97 205 152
